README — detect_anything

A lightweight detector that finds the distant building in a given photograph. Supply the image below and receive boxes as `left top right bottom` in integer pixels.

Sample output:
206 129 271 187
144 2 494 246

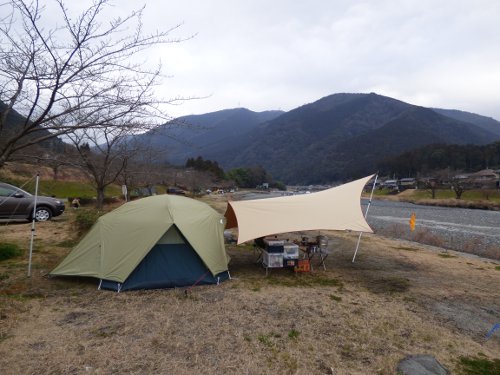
452 169 499 188
398 178 416 190
469 169 498 181
468 169 498 188
382 179 399 191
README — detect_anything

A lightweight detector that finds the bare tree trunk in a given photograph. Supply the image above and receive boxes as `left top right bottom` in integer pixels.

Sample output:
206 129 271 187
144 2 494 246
52 165 59 181
96 187 105 210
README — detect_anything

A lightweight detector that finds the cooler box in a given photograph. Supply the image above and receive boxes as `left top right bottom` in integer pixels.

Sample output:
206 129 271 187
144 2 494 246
264 238 285 246
263 251 283 268
283 243 299 259
266 245 284 253
264 238 285 254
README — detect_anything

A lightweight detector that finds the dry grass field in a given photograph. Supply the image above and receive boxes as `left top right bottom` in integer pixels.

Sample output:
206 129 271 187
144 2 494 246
0 195 499 374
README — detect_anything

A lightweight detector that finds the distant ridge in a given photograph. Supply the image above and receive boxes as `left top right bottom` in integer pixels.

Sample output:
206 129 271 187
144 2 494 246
209 93 498 183
431 108 500 137
121 93 500 184
133 108 284 165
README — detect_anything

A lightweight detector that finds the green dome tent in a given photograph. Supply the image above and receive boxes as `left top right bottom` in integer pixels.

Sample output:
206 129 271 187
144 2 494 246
51 195 230 291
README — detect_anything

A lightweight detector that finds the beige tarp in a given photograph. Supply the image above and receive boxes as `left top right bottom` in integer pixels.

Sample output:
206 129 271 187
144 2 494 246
225 175 374 244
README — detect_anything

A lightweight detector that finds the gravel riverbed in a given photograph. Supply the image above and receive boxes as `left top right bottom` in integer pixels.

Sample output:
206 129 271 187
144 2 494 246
365 199 500 258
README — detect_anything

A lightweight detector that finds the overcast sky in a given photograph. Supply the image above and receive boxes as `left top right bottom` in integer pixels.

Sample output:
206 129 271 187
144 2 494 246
68 1 500 120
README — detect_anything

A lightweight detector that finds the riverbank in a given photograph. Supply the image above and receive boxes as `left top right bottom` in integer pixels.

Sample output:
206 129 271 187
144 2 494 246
370 189 500 211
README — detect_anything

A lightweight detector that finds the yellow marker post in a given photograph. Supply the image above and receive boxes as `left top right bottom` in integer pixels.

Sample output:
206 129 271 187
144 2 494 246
409 213 416 231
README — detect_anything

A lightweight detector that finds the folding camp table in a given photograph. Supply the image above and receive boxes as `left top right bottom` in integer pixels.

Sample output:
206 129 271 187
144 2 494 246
300 243 329 271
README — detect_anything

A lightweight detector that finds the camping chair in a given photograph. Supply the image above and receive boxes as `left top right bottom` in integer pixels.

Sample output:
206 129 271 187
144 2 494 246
253 238 265 264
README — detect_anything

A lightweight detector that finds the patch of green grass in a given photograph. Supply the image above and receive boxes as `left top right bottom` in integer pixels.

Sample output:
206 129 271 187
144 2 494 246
0 243 23 261
458 356 500 375
495 266 500 271
288 329 300 339
412 189 500 202
373 188 394 196
5 177 122 200
43 181 121 200
258 334 274 348
0 273 9 281
438 252 456 258
329 294 342 302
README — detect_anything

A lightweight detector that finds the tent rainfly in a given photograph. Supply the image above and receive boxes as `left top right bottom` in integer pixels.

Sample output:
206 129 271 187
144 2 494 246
225 174 374 244
51 195 230 291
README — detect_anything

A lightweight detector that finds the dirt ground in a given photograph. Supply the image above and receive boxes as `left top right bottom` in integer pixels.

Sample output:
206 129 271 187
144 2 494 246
0 200 499 374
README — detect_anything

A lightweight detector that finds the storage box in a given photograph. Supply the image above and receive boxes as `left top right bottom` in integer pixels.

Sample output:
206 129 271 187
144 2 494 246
264 238 285 247
283 258 298 268
294 259 310 273
283 243 299 259
262 251 283 268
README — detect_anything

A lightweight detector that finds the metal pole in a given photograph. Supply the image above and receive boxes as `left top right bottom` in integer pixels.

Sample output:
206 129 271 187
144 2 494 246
28 174 39 277
352 174 378 263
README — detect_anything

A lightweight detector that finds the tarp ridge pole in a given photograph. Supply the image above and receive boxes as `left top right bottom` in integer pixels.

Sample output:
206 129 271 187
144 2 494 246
27 173 40 277
352 174 378 263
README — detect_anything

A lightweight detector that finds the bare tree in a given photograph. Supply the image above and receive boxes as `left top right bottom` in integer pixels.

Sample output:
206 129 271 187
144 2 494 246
419 177 439 199
418 169 450 199
451 178 468 200
0 0 188 168
67 122 145 208
116 139 170 201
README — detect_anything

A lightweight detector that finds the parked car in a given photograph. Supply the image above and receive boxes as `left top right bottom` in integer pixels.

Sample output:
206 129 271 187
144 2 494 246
166 187 186 196
0 182 65 221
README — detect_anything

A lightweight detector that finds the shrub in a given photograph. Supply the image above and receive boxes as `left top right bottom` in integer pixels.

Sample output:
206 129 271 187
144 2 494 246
73 208 101 234
0 243 23 261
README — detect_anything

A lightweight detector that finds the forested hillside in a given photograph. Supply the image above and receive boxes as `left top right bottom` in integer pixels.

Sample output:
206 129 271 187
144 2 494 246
377 142 500 177
212 93 499 183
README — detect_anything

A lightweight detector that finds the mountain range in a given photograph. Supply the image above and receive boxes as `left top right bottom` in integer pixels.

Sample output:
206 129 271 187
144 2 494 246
134 93 500 184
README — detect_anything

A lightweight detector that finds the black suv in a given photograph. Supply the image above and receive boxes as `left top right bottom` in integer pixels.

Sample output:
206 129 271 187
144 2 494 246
0 182 65 221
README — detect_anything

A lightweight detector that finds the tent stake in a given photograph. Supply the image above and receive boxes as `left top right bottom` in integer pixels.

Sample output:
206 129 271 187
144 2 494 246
27 174 39 277
352 174 378 263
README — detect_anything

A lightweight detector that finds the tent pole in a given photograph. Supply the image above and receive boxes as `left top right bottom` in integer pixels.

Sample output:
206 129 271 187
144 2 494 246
28 173 40 277
352 174 378 263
